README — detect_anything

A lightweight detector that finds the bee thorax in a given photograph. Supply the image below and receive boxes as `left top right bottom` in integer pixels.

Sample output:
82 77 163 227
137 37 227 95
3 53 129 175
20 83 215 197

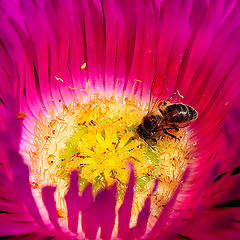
143 115 162 132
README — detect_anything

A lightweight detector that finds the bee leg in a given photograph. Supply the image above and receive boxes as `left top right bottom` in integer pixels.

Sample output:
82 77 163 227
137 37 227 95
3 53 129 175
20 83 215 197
163 128 180 141
176 90 184 103
165 127 179 131
165 92 177 102
166 90 184 103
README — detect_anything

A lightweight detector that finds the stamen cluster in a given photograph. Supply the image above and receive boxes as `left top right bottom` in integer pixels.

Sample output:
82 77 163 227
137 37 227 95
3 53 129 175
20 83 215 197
27 85 192 223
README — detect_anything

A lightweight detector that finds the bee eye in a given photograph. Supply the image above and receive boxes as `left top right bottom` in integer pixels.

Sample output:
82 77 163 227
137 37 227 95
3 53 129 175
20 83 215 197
163 102 167 106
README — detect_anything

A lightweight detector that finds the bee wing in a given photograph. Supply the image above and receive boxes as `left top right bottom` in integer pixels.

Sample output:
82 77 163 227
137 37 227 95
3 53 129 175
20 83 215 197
148 74 168 113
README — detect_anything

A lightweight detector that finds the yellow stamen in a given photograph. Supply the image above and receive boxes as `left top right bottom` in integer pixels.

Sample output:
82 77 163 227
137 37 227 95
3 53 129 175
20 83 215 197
68 86 78 90
26 82 194 226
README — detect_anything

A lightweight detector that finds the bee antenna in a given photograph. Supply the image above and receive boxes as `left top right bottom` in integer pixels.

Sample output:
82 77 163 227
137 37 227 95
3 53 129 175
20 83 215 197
144 140 156 151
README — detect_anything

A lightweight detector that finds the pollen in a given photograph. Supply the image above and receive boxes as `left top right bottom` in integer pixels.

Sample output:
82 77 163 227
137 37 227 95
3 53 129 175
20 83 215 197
55 76 64 82
17 111 27 120
80 62 87 69
26 82 193 226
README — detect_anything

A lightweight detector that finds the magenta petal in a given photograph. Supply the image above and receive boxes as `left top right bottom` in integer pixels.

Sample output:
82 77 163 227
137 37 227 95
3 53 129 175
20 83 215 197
5 96 22 150
0 169 38 236
80 184 95 238
65 171 79 234
7 150 45 228
99 184 117 240
79 183 94 212
42 186 62 232
148 186 181 238
132 197 150 238
0 220 37 237
178 208 240 240
117 163 135 239
152 178 160 194
80 183 117 240
131 178 159 238
148 168 189 238
82 204 99 240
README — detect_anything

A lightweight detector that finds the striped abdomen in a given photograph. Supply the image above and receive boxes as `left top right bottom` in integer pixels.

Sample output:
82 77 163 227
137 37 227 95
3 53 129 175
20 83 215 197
164 104 198 127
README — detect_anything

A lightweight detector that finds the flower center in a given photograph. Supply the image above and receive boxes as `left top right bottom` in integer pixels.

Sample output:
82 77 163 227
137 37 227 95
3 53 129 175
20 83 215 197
26 82 193 225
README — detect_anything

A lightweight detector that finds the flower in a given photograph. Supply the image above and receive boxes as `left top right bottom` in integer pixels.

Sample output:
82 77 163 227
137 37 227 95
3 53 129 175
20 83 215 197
0 0 240 239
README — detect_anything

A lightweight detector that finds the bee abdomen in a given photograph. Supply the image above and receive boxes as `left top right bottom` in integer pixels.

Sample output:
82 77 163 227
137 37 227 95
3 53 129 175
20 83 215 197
187 105 198 120
166 104 197 123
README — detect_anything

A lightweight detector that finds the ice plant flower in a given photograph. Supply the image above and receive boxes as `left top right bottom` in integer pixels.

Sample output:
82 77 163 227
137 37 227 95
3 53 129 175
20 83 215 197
0 0 240 239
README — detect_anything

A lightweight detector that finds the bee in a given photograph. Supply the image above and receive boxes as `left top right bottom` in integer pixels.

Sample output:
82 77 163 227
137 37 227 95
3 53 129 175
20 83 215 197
137 75 198 144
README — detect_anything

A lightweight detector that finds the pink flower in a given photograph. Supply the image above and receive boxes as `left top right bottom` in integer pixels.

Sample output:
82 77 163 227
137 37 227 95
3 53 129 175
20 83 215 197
0 0 240 239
